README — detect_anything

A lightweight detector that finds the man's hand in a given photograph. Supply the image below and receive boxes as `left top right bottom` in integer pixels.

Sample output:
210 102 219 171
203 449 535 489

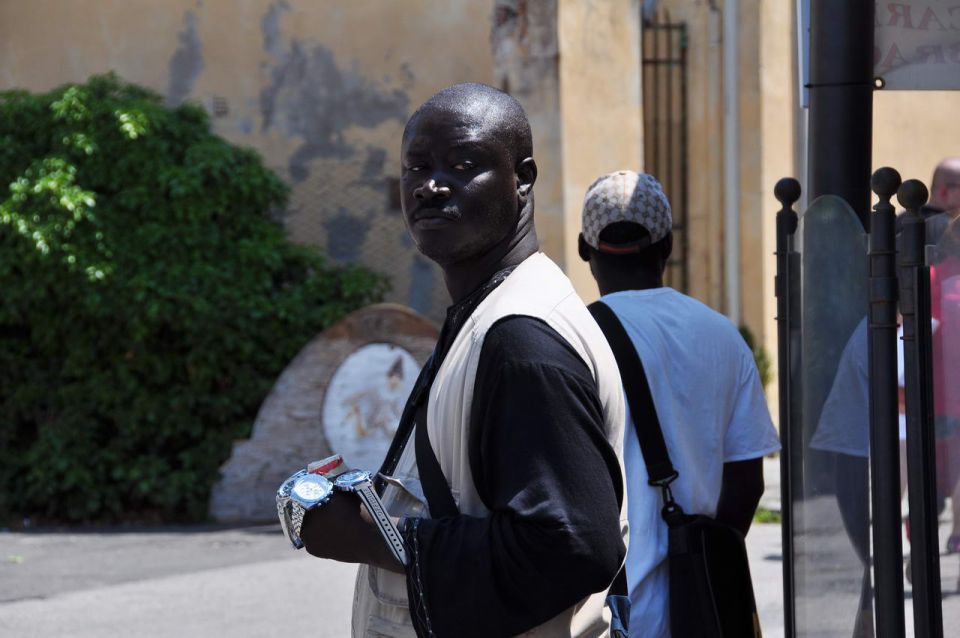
300 491 405 573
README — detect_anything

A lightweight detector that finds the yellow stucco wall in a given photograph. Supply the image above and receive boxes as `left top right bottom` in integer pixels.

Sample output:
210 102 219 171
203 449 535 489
758 0 798 422
0 0 496 321
491 0 644 303
557 0 644 301
873 90 960 194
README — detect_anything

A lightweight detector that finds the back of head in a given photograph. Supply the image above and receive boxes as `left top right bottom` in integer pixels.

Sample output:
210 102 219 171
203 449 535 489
930 157 960 211
579 170 673 276
403 83 532 163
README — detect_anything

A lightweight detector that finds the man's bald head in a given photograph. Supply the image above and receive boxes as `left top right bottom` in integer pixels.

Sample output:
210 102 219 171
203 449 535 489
403 83 532 163
930 157 960 211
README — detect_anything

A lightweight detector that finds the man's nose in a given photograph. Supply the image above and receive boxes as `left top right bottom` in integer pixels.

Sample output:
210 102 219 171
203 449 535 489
413 178 451 202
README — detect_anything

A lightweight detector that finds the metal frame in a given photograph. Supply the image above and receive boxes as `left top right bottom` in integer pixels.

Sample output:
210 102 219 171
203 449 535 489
773 178 800 638
898 179 944 638
868 167 907 638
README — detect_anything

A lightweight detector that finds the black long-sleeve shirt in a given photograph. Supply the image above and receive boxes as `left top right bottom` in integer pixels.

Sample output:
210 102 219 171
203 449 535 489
399 315 625 637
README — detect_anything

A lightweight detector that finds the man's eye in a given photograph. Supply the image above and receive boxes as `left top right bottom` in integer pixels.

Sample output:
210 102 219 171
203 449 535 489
406 165 425 173
453 161 475 171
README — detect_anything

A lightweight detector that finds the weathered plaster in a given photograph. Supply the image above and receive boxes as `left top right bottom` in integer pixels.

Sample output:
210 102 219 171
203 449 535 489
166 9 204 106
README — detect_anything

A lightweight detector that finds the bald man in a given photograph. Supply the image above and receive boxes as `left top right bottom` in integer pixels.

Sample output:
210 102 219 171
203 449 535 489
898 157 960 253
296 84 628 637
930 157 960 214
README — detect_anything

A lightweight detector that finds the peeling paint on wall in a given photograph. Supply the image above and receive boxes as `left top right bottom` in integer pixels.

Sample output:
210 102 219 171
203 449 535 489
408 255 436 316
0 0 495 324
166 10 204 106
361 148 387 181
323 210 371 263
261 0 290 59
491 0 558 96
259 5 408 183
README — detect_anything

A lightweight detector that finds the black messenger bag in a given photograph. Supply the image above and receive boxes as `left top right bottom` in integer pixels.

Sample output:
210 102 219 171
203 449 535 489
589 301 762 638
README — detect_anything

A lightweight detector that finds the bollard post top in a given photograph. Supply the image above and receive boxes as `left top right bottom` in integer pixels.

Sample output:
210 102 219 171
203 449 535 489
897 179 929 212
871 167 902 201
774 178 801 209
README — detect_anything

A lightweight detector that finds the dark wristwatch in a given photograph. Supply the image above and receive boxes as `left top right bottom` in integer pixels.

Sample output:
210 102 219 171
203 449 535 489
334 469 408 566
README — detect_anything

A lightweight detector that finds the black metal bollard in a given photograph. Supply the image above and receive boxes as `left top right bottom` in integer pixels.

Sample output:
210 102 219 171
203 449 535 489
898 178 944 638
869 166 907 638
774 177 800 638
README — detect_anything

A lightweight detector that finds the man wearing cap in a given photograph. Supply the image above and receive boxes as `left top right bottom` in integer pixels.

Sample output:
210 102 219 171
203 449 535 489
579 170 780 637
296 84 628 637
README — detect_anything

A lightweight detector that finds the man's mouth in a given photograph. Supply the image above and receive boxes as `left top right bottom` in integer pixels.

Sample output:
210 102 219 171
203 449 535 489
412 207 460 227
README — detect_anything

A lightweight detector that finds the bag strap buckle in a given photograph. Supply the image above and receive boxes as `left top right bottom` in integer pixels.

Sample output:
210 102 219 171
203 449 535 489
649 471 679 505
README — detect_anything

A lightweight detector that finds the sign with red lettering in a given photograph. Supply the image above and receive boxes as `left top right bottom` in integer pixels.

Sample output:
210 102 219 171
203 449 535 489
875 1 960 89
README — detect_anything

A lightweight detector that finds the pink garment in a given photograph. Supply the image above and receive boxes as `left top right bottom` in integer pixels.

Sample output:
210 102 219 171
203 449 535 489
931 257 960 495
931 257 960 420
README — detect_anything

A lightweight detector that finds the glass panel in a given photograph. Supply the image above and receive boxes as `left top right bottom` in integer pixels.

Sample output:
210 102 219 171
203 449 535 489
931 217 960 626
791 195 874 637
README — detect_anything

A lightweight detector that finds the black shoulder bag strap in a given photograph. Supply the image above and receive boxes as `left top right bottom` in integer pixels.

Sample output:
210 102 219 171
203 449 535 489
589 300 681 631
415 393 460 518
588 301 679 488
379 345 460 519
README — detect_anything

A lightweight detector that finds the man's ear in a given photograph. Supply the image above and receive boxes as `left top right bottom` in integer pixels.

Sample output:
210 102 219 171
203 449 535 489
516 157 537 197
662 232 674 261
578 233 591 262
655 232 674 275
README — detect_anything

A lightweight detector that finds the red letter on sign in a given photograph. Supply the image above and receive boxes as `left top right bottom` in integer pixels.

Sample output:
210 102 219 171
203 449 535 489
918 7 948 31
887 3 915 28
880 43 908 69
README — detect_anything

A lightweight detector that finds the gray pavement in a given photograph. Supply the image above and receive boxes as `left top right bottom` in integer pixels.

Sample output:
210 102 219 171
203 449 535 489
0 524 357 637
2 455 955 637
0 521 786 638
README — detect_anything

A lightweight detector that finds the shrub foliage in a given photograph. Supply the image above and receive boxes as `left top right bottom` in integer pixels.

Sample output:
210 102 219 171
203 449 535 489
0 75 386 523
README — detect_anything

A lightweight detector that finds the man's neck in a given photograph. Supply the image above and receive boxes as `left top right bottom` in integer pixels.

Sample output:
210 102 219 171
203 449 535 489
597 271 664 296
442 228 539 303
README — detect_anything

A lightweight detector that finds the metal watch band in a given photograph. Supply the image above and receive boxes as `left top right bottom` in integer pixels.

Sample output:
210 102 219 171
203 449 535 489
290 501 308 548
276 470 333 550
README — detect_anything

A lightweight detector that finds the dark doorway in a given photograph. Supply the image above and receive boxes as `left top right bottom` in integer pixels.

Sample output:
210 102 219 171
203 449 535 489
642 12 689 293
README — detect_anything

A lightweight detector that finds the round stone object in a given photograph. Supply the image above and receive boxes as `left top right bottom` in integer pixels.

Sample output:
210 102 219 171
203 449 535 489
209 304 438 523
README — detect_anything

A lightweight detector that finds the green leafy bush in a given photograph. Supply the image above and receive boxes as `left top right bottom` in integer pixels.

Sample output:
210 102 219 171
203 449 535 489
739 325 773 390
0 74 387 523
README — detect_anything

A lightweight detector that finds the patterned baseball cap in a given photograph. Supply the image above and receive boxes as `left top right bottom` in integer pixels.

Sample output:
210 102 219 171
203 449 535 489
581 170 672 253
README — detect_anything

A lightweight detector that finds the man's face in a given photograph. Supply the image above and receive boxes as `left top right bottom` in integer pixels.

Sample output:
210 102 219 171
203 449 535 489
939 181 960 211
400 106 520 266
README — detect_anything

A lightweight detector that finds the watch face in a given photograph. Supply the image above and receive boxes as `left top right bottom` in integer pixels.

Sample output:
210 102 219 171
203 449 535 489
291 474 334 506
278 469 306 499
335 469 372 489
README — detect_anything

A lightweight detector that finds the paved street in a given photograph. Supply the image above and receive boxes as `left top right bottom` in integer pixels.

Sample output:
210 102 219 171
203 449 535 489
1 457 956 637
0 524 357 637
0 522 784 638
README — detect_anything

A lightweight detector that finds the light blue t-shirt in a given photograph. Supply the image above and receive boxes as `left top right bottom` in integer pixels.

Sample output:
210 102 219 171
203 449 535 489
601 288 780 638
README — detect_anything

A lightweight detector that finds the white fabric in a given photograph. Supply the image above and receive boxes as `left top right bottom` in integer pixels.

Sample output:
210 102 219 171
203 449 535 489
353 253 627 637
600 288 779 638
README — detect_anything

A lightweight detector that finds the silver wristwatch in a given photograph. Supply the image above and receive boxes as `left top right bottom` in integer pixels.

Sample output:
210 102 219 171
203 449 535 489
334 469 408 567
276 469 335 549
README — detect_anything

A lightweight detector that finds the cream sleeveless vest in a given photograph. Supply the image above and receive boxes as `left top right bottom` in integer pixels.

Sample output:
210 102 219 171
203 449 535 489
352 252 627 638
